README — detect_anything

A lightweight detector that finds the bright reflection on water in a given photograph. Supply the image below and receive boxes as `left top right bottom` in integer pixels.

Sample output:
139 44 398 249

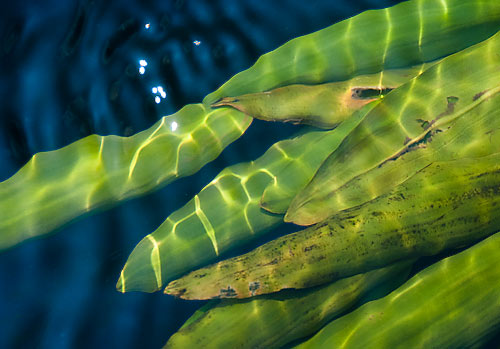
139 59 148 75
158 86 166 98
152 85 167 103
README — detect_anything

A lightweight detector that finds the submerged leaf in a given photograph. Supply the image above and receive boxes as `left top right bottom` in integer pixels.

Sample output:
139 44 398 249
295 231 500 348
211 63 437 129
117 108 372 292
286 29 500 225
259 102 376 215
204 0 500 104
0 105 251 250
165 261 412 348
164 153 500 299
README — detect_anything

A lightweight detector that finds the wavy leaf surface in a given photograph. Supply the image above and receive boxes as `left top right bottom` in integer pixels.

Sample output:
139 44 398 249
287 29 500 225
165 261 412 348
117 107 373 292
204 0 500 104
0 105 251 250
165 153 500 299
295 231 500 348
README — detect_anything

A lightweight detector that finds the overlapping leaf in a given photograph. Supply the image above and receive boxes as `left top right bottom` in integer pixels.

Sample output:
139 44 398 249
287 29 500 225
165 261 412 348
165 152 500 300
295 231 500 348
117 105 372 292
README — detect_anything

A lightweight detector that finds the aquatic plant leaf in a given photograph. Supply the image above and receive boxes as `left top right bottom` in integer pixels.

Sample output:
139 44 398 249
164 152 500 299
3 0 499 253
211 63 437 129
117 106 374 292
0 105 251 250
259 102 376 215
286 28 500 225
121 62 432 292
295 231 500 348
165 261 412 349
204 0 500 105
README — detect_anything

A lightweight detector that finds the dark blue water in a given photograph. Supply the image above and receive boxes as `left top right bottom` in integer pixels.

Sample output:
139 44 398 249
0 1 405 348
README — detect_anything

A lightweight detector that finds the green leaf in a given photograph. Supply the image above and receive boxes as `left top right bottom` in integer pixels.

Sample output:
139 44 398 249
117 112 370 292
0 105 251 250
295 231 500 348
286 29 500 225
165 261 412 348
164 152 500 299
211 63 436 129
204 0 500 105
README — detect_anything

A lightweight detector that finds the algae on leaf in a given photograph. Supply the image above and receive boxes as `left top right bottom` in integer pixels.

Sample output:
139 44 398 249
2 0 500 347
120 62 434 293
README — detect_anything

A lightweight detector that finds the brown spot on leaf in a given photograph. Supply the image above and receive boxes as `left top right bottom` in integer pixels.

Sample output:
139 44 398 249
436 96 459 120
249 282 260 296
263 258 279 266
473 90 489 101
220 285 237 298
416 118 431 130
351 86 394 100
381 128 443 167
304 244 318 252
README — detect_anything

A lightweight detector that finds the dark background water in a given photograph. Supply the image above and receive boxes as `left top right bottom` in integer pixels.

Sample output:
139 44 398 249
0 1 407 348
